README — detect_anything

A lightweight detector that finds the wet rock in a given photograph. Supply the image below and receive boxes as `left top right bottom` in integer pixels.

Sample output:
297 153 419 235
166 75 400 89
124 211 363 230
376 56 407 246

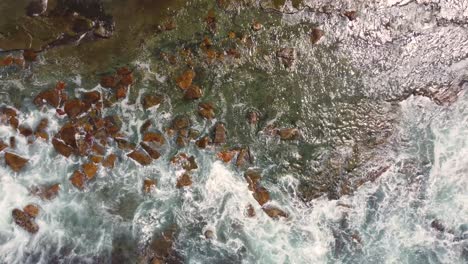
343 10 358 21
213 123 226 144
100 76 116 88
150 225 178 260
102 154 117 168
26 0 48 16
262 205 288 219
198 102 215 119
253 186 270 206
196 136 210 149
23 204 39 218
128 150 152 166
217 150 236 163
12 209 39 234
204 230 214 239
34 89 60 108
52 137 74 157
176 70 195 90
23 49 38 62
310 28 324 44
184 85 203 100
90 155 103 164
175 134 187 147
115 85 128 99
171 116 191 131
64 99 85 119
70 170 86 189
104 115 122 135
0 140 8 152
82 163 98 180
32 183 60 200
115 137 136 150
277 128 300 140
118 69 134 86
35 118 48 132
140 120 152 133
176 173 192 188
140 142 161 160
246 204 256 217
19 125 34 137
236 148 252 167
143 132 165 145
143 179 156 193
82 91 101 106
57 123 78 147
252 21 263 31
142 94 163 110
9 137 16 149
183 156 198 171
276 48 296 68
5 152 28 172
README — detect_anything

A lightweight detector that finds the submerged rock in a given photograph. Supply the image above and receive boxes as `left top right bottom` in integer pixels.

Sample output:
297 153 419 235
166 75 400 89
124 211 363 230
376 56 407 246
12 209 39 234
34 89 60 108
0 140 8 152
102 154 117 168
171 116 191 131
176 173 192 188
246 110 260 125
344 10 358 21
5 152 29 172
204 230 215 239
32 183 60 200
64 99 85 119
246 204 256 217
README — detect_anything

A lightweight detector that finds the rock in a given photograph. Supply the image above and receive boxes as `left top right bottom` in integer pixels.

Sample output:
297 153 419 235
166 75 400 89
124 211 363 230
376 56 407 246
253 186 270 206
104 115 122 135
171 116 191 130
52 137 75 157
198 102 215 119
184 85 203 100
128 150 152 166
140 120 152 133
176 173 192 188
176 70 195 90
204 230 214 239
278 128 300 140
310 28 324 44
57 123 78 147
245 170 261 191
196 136 210 149
344 10 358 21
64 99 85 119
102 154 117 168
23 204 39 218
246 204 256 217
72 17 94 33
33 89 60 108
140 142 161 160
90 155 103 163
246 111 259 125
12 209 39 234
115 85 128 99
35 118 48 132
9 137 16 149
252 21 263 31
82 91 101 106
23 49 38 62
5 152 28 172
183 156 198 171
217 150 236 163
70 170 86 189
82 163 98 179
33 183 60 200
176 134 187 147
26 0 48 16
100 76 116 88
143 132 165 145
431 219 446 232
0 140 8 152
213 123 226 144
276 48 296 68
262 206 288 219
19 125 34 137
236 148 251 167
143 179 156 193
142 94 163 110
150 225 177 259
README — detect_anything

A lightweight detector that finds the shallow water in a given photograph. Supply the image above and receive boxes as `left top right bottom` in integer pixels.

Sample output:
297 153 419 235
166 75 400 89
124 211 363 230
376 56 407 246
0 0 467 263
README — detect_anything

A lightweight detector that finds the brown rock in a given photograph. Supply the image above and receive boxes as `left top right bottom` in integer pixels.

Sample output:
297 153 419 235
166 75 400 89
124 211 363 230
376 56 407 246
143 179 156 193
35 118 48 132
19 125 33 137
23 204 39 218
183 156 198 171
128 150 152 166
70 170 86 189
176 70 195 90
5 152 28 172
23 49 38 62
102 154 117 168
344 10 358 21
246 204 256 217
33 183 60 200
52 138 74 157
140 120 152 133
176 135 187 147
64 99 84 119
0 140 8 152
90 155 104 163
104 115 122 135
245 170 261 191
252 21 263 31
35 131 49 141
100 76 116 88
82 91 101 106
253 186 270 206
217 150 236 163
310 27 324 44
213 123 226 144
262 206 288 219
184 85 203 100
82 163 98 179
176 173 192 188
142 94 163 110
140 142 161 160
33 89 60 108
115 85 128 99
198 102 215 119
236 148 251 167
115 137 136 150
196 136 210 149
9 137 16 149
119 72 134 86
57 123 77 147
143 132 165 145
12 209 39 234
172 116 191 130
278 128 300 140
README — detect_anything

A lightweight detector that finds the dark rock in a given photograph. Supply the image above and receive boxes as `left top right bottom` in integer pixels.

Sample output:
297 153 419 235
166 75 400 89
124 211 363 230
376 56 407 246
12 209 39 233
100 76 116 88
184 85 203 100
142 94 163 110
431 219 446 232
72 17 94 33
128 150 152 166
196 136 210 149
213 123 226 144
9 137 16 149
262 205 288 219
5 152 28 172
82 91 101 106
115 137 136 150
19 125 34 137
310 28 324 44
176 173 192 188
140 120 152 133
57 123 77 147
246 204 256 217
23 49 38 62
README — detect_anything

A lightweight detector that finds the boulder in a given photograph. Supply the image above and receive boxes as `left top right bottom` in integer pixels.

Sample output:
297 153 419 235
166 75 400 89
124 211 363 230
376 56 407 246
5 152 28 172
204 230 215 239
236 148 251 167
245 170 261 191
262 206 288 219
142 94 163 110
12 209 39 234
128 150 152 166
82 163 98 179
176 174 192 188
198 102 215 119
70 170 86 189
184 85 203 100
213 123 226 144
52 137 75 157
0 140 8 152
143 179 156 193
23 204 39 218
176 70 195 90
82 91 101 106
19 125 33 137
